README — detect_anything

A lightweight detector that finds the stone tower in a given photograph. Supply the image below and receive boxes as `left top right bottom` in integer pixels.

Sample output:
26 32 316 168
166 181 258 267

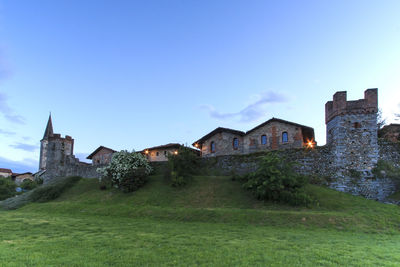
39 115 74 170
325 89 378 172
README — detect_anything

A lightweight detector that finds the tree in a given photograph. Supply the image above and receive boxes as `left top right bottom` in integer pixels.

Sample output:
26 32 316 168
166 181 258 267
166 146 199 187
97 150 152 192
242 153 313 206
377 108 386 129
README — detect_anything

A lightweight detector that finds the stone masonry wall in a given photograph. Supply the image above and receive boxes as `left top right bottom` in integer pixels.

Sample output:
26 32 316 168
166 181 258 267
243 121 304 154
201 132 244 157
326 113 379 173
200 142 399 201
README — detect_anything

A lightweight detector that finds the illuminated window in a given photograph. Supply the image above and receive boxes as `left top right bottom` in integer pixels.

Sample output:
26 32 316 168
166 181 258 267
261 135 267 145
210 141 216 153
282 132 288 143
233 138 239 150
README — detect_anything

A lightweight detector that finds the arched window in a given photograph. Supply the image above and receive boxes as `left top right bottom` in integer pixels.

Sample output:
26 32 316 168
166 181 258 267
233 138 239 150
261 135 267 145
282 132 288 143
210 141 216 153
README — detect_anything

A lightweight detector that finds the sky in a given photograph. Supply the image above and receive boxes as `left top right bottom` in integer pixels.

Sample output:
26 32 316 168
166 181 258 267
1 0 400 173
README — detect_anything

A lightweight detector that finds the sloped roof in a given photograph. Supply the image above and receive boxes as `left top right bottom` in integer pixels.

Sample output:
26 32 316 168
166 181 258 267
87 146 116 159
192 127 246 145
0 168 12 173
246 117 314 134
141 143 200 154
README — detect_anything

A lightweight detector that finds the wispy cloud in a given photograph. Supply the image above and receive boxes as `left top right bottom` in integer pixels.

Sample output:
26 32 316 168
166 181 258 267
201 91 289 123
0 129 16 136
0 92 25 124
9 142 38 152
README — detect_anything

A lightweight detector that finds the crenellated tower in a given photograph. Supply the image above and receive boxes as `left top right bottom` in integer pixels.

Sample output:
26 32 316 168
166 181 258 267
39 115 74 171
325 89 378 172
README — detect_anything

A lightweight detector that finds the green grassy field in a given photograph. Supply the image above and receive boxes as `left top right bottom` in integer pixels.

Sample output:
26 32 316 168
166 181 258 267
1 175 400 266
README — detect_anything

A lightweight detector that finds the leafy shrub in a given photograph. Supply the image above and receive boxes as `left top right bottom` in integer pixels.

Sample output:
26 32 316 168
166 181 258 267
0 177 17 200
242 153 313 206
29 176 81 202
97 150 152 192
20 179 38 190
166 146 199 187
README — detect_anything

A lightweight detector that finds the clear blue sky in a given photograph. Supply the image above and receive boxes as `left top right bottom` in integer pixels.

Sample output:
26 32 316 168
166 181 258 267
1 0 400 173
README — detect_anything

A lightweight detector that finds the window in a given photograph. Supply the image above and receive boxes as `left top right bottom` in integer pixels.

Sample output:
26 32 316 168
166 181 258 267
164 151 167 155
156 151 159 156
233 138 239 150
354 122 361 128
210 141 216 153
282 132 288 143
261 135 267 145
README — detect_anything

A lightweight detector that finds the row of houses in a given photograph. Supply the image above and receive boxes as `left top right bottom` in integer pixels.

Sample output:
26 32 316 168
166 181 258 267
0 168 34 184
86 117 316 166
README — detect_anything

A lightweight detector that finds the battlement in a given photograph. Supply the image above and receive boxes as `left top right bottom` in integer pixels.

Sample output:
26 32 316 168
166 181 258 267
49 133 74 142
325 89 378 124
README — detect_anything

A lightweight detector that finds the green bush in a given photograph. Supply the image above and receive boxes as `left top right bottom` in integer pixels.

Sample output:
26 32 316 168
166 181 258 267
118 168 149 193
20 179 38 190
0 177 16 200
29 176 81 202
97 150 152 192
242 153 313 206
372 160 400 180
166 146 199 187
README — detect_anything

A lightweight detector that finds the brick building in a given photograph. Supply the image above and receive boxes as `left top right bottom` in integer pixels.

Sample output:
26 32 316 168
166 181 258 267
0 168 12 178
379 123 400 142
141 143 200 162
87 146 116 165
193 118 315 157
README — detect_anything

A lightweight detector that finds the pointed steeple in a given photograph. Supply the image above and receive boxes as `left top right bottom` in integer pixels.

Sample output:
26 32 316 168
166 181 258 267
43 113 54 139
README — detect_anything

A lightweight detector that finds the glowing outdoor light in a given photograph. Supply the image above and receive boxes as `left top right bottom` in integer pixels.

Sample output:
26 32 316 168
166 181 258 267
145 150 149 154
174 151 178 155
194 143 199 148
306 139 315 149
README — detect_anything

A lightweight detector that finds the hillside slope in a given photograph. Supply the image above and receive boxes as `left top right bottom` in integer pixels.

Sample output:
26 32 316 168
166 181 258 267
1 175 400 266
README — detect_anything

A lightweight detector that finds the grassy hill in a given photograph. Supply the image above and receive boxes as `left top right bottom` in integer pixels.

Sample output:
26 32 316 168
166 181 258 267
1 175 400 266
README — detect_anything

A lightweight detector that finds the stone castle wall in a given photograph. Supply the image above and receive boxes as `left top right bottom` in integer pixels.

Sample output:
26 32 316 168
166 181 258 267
199 141 399 201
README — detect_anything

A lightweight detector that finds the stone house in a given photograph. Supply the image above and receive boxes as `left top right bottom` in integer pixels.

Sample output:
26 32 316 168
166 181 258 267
87 146 116 165
193 118 315 157
0 168 12 178
192 128 246 157
141 143 200 162
379 124 400 142
14 172 34 185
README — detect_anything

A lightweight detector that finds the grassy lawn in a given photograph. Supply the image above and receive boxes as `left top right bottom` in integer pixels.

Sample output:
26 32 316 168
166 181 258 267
1 175 400 266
